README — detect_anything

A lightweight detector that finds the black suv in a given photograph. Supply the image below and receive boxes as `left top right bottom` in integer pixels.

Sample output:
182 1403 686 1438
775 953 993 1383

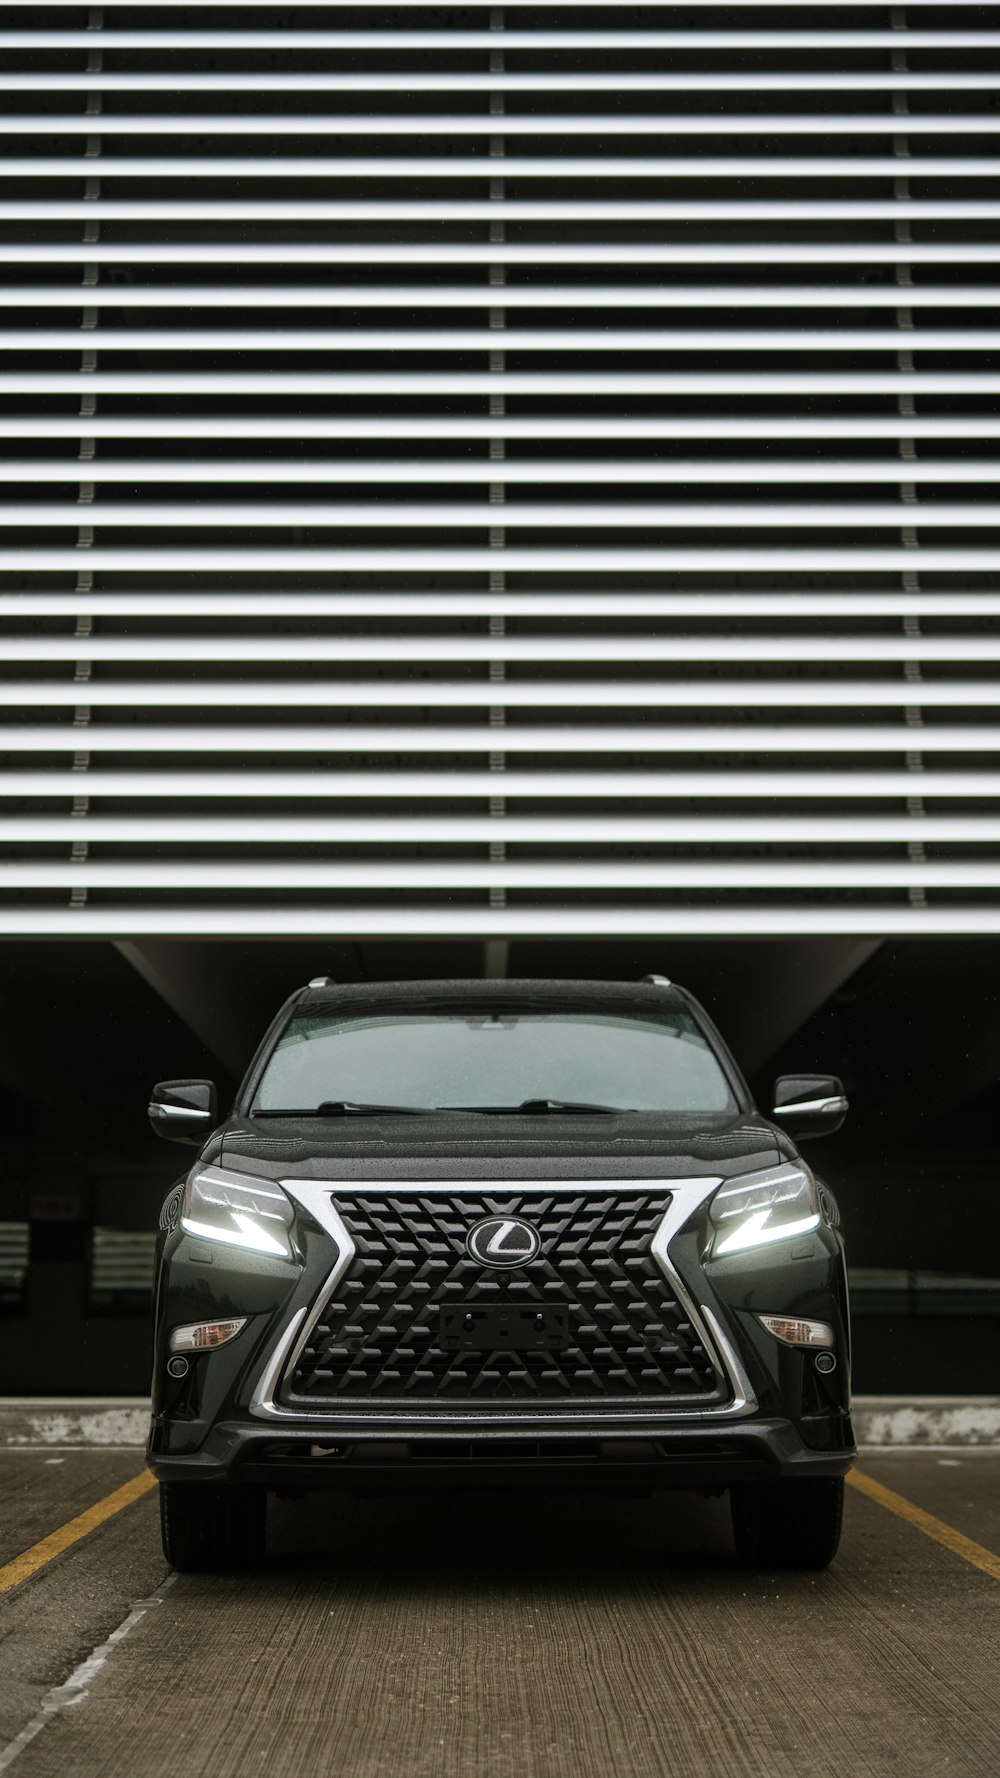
147 976 853 1571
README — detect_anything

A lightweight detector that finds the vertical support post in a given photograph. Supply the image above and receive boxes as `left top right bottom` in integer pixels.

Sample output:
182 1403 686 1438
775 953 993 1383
892 7 927 911
484 9 509 978
71 7 104 910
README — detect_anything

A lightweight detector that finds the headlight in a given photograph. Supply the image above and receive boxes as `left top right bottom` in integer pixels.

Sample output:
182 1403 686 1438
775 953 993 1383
181 1166 295 1259
709 1163 820 1257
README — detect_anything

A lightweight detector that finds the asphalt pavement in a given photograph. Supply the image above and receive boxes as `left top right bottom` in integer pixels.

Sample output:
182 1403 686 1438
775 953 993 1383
1 1449 999 1778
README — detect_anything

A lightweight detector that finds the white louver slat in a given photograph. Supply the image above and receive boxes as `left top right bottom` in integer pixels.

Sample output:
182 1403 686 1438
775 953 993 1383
1 5 998 939
0 115 996 133
4 71 997 88
7 30 1000 44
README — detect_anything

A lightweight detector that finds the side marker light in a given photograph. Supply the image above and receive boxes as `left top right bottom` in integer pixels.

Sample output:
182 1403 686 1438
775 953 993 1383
169 1317 248 1353
756 1313 835 1349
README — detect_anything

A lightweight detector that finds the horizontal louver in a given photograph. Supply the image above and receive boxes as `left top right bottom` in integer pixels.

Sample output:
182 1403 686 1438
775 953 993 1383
1 4 998 937
0 1222 29 1294
89 1227 157 1305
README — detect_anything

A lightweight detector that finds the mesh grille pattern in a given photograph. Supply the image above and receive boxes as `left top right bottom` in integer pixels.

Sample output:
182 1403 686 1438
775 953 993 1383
286 1190 723 1403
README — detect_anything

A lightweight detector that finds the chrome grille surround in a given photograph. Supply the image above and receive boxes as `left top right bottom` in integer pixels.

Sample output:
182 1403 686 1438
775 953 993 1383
285 1189 721 1405
247 1176 758 1425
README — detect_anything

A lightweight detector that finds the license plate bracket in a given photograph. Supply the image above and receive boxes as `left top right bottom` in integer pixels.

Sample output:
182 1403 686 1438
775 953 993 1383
439 1304 568 1351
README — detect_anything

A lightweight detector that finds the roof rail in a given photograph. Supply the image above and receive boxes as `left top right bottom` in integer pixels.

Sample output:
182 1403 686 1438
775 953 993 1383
641 973 672 988
307 976 335 988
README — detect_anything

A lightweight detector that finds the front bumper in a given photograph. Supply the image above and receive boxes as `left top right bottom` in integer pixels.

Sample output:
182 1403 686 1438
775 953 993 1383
150 1171 855 1491
148 1409 855 1491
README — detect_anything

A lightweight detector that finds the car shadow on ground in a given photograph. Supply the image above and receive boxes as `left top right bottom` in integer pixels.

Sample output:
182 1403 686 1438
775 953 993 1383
259 1484 771 1590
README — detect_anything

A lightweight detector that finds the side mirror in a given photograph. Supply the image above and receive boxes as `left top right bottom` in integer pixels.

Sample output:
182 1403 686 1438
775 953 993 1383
771 1074 848 1141
148 1079 218 1145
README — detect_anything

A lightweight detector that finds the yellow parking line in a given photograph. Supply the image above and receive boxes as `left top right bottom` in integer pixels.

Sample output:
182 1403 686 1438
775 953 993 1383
847 1467 1000 1583
0 1470 157 1595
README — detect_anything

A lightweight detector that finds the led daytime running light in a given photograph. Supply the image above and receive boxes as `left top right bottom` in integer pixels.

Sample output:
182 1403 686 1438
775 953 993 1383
714 1208 821 1256
181 1165 295 1259
181 1209 289 1256
709 1163 820 1257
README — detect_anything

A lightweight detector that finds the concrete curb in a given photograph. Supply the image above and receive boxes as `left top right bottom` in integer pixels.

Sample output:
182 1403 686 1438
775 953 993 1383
1 1396 999 1449
0 1399 150 1448
853 1397 1000 1449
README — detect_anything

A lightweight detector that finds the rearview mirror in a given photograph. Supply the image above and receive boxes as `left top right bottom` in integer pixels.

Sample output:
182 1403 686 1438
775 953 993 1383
148 1079 218 1145
771 1074 848 1141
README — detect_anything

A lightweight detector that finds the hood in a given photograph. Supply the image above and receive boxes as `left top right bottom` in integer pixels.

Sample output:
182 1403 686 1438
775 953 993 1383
215 1109 793 1183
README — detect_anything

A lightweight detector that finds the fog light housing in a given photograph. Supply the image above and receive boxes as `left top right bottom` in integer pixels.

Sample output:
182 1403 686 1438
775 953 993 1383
169 1317 247 1353
757 1313 834 1349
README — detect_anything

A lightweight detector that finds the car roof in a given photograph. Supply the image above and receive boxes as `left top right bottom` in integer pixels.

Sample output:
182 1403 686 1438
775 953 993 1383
296 977 689 1016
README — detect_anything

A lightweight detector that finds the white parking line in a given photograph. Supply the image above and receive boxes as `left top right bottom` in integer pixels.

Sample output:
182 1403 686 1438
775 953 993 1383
0 1577 176 1773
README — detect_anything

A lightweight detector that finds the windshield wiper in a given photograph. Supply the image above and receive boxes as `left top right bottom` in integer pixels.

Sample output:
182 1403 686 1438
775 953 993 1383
253 1098 623 1118
252 1101 431 1118
517 1098 622 1115
436 1099 622 1116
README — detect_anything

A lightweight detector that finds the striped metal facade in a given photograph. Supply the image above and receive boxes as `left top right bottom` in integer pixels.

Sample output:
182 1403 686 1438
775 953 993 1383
1 4 998 940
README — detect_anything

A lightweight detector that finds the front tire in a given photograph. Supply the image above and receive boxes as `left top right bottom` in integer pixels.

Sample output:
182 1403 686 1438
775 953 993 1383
730 1476 844 1570
160 1480 267 1572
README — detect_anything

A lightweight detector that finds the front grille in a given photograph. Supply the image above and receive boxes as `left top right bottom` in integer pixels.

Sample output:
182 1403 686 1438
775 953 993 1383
285 1191 724 1406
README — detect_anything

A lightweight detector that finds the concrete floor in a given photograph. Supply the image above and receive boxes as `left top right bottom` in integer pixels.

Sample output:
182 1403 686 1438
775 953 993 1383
1 1451 999 1778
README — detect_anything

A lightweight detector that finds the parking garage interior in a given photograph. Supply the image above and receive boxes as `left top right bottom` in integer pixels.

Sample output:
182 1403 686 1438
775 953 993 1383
1 932 996 1398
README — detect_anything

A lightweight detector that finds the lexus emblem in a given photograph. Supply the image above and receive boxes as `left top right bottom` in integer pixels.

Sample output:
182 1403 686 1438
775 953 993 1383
466 1216 541 1269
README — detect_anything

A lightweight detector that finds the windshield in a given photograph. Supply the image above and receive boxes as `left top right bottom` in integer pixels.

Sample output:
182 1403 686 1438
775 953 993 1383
252 1009 738 1116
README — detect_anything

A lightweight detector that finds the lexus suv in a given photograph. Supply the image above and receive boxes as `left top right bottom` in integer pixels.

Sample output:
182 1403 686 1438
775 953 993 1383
147 976 854 1572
